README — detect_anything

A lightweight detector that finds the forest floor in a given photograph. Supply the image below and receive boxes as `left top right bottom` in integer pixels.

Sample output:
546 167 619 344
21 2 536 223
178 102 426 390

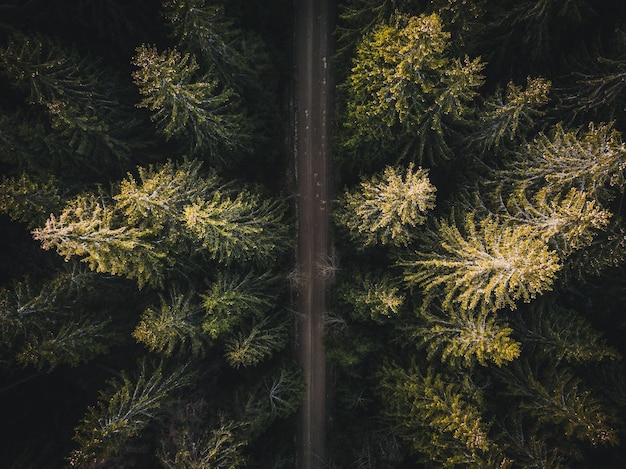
295 0 332 467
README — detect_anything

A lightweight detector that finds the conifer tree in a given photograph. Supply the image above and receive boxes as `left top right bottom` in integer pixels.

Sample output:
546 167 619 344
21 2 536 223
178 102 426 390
336 164 436 247
498 359 619 447
224 314 289 368
132 44 249 164
511 296 620 364
473 77 551 153
337 271 405 323
32 193 168 289
0 267 125 371
415 306 521 368
200 270 279 340
0 32 145 176
380 364 508 467
340 12 484 166
132 288 206 357
68 360 192 468
504 122 626 199
402 212 562 313
158 417 247 469
0 173 62 229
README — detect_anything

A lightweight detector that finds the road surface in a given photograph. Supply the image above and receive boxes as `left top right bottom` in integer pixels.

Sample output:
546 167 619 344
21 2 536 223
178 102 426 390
294 0 332 467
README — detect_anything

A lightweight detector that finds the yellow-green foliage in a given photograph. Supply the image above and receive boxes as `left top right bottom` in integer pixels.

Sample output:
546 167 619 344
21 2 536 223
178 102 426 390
132 44 244 160
505 186 612 255
343 12 484 163
476 76 551 151
133 289 205 357
337 164 436 247
508 122 626 198
417 307 521 367
380 364 508 467
404 213 562 313
32 194 167 288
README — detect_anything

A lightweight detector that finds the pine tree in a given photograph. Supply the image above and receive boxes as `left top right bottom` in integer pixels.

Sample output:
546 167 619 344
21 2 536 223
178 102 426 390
0 267 125 371
0 173 62 229
473 76 551 154
68 360 192 467
402 212 561 313
337 271 405 323
132 44 249 164
32 193 168 289
158 417 248 469
132 288 206 357
498 358 619 447
339 12 484 166
224 314 289 368
379 363 509 467
511 296 620 364
335 164 436 247
504 122 626 199
200 270 279 340
415 306 521 368
503 186 612 256
0 31 145 176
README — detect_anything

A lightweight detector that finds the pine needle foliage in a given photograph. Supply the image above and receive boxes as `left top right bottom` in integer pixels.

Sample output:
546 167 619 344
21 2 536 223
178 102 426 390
0 31 145 173
380 364 508 467
133 288 206 357
32 193 168 289
0 173 62 229
335 163 436 247
473 77 551 153
132 44 248 164
403 213 562 314
499 359 619 447
503 186 612 256
0 267 123 370
337 271 405 323
415 306 521 368
68 360 192 467
224 315 288 368
511 296 621 364
200 270 279 340
158 417 247 469
340 12 484 166
504 122 626 199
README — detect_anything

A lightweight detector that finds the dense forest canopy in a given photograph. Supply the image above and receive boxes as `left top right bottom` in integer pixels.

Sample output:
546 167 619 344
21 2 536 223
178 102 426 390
0 1 298 467
3 0 626 468
328 0 626 467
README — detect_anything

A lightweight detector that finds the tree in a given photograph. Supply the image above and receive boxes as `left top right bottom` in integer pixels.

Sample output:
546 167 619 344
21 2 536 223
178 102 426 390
200 270 279 340
0 266 125 371
415 306 521 368
133 288 206 357
335 164 436 247
224 314 289 368
0 31 146 177
339 12 484 166
402 212 562 314
379 363 508 467
498 358 619 447
68 360 192 467
510 296 620 364
337 270 405 323
502 186 612 256
132 44 249 164
158 417 247 469
0 173 62 229
32 193 168 289
503 122 626 199
472 77 551 154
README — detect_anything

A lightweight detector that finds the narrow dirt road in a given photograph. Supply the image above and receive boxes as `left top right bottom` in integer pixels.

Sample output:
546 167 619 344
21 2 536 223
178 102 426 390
294 0 332 467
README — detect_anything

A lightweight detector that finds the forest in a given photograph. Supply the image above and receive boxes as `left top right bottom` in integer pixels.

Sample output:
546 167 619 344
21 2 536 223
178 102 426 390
2 0 626 468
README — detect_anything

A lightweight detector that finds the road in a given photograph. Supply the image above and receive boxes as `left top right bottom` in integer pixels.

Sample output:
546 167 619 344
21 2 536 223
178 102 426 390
294 0 332 467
